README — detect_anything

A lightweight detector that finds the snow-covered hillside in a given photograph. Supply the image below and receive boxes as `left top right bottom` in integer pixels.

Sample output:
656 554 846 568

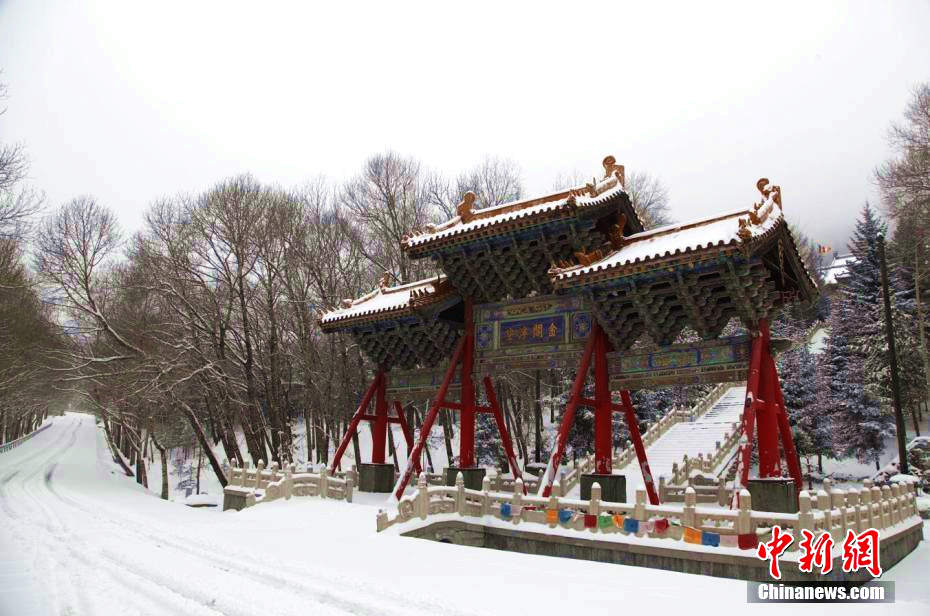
2 413 929 616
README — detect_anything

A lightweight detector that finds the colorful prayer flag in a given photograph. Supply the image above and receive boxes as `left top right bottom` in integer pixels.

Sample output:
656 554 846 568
701 531 721 547
654 518 670 534
598 514 613 529
738 533 759 550
584 514 597 528
720 534 739 548
500 503 512 519
623 517 640 533
558 509 573 524
546 509 558 524
683 527 703 544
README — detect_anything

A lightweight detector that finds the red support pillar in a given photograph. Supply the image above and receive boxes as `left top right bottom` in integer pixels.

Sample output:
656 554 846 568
371 371 388 464
459 298 476 469
736 321 766 491
593 324 612 475
757 359 781 478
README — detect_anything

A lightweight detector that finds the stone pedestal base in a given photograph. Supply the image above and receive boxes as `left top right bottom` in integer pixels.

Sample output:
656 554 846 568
581 473 626 503
444 466 487 490
358 463 396 493
748 478 797 513
223 486 256 511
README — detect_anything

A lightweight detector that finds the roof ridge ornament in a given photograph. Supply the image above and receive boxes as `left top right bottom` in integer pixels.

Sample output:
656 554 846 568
457 191 477 223
602 155 625 186
738 177 782 240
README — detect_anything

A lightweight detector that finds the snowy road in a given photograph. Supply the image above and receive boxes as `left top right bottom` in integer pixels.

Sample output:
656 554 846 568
2 414 928 616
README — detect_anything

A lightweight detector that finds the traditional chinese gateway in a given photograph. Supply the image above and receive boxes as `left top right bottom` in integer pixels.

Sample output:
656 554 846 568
320 156 818 507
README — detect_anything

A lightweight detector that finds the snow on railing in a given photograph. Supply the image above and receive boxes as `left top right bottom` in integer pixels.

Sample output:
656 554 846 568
668 418 743 486
558 383 733 496
224 460 354 509
377 471 921 553
0 422 51 454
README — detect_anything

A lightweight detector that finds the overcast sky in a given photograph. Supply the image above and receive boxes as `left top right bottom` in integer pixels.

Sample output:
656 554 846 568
1 1 928 255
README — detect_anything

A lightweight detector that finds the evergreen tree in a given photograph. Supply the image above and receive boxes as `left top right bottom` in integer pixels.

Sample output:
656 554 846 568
473 410 503 468
824 297 892 465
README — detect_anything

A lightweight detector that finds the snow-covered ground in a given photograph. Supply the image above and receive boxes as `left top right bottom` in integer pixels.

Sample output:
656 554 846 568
2 413 928 616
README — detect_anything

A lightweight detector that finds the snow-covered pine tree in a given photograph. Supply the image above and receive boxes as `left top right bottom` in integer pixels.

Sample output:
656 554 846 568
825 292 893 466
474 410 503 468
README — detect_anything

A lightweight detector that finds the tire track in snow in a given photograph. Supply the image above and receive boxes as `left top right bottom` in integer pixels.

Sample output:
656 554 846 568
41 420 479 616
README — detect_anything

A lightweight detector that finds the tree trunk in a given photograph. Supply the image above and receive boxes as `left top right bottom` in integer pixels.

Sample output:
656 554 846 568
914 245 929 434
195 445 203 494
413 403 434 473
387 426 399 472
441 409 454 465
103 417 134 477
179 402 227 487
150 432 170 500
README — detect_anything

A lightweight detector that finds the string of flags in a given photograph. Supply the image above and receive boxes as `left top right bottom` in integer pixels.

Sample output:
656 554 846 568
499 503 759 550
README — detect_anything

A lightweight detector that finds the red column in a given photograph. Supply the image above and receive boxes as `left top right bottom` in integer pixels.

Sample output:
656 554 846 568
459 298 476 468
757 350 781 478
371 372 388 464
593 323 612 475
737 322 765 489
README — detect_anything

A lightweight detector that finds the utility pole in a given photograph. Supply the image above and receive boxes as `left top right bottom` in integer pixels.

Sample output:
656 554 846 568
877 234 909 475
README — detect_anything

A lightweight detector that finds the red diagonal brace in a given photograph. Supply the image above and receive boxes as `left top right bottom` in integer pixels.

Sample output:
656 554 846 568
538 326 598 497
392 337 466 500
330 370 382 473
620 390 660 505
483 376 525 494
392 400 421 476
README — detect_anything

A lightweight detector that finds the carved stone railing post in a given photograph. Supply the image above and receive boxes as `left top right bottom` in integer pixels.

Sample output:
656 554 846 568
455 472 466 516
376 509 388 532
254 460 265 491
513 478 524 524
683 486 696 528
344 467 354 503
861 483 874 529
634 488 647 522
737 489 751 535
717 476 727 506
817 490 832 535
416 472 429 519
283 463 293 500
798 491 814 533
589 482 601 530
481 476 491 516
881 486 892 528
847 489 861 532
548 492 559 528
320 467 329 499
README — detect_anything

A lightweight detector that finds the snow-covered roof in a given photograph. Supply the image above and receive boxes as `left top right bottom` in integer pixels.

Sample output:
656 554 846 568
551 200 784 285
822 253 856 285
403 158 641 254
319 275 457 329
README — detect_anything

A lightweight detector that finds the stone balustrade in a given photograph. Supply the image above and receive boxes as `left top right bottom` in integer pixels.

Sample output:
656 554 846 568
378 471 922 554
223 460 355 510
